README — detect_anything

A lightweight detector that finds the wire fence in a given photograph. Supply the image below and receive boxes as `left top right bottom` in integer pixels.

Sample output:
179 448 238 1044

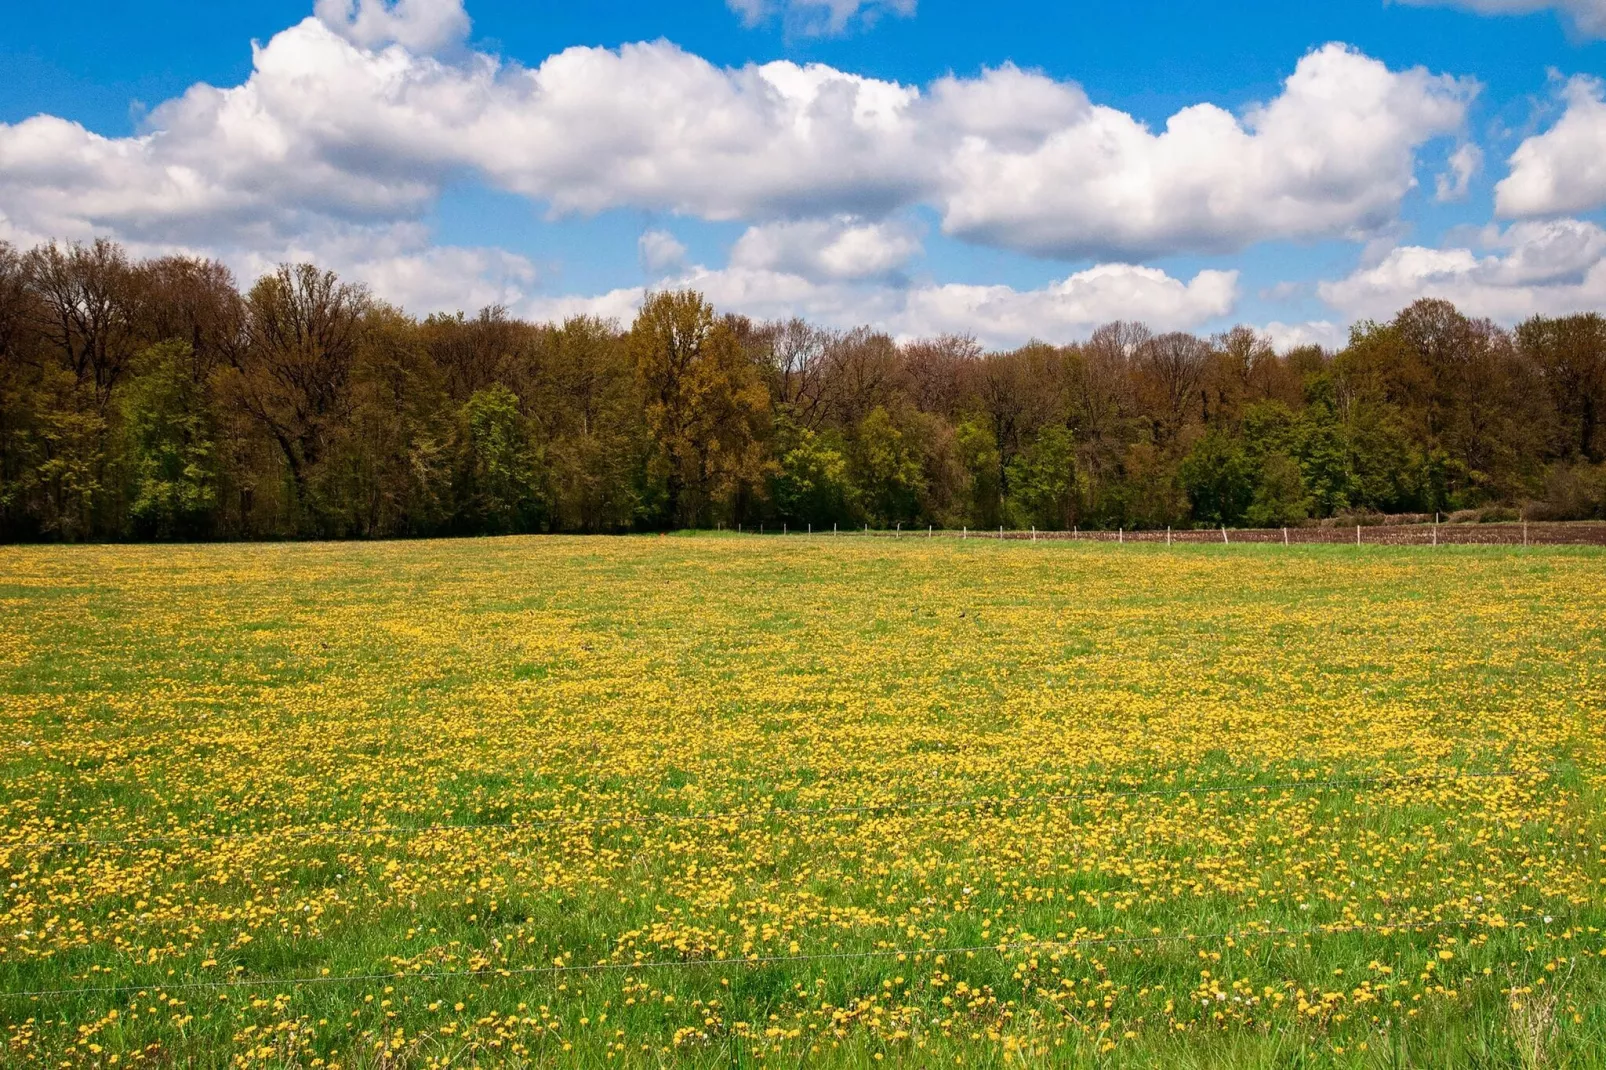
1 767 1555 854
1 909 1574 1002
734 521 1606 547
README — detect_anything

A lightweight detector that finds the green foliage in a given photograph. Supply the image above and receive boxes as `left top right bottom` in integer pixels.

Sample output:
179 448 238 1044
629 291 768 528
850 407 924 527
120 342 217 539
954 418 1001 528
1005 424 1081 530
543 316 650 533
771 422 854 525
1180 430 1254 527
1539 460 1606 520
4 241 1606 541
1094 442 1188 530
1245 452 1310 526
459 383 544 533
33 407 106 540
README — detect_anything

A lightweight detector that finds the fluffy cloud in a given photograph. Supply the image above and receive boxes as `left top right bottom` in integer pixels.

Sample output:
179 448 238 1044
932 46 1474 258
1317 218 1606 321
726 0 916 36
1396 0 1606 37
729 217 922 280
895 266 1238 342
199 219 539 317
0 24 451 249
1258 321 1348 352
1435 143 1482 201
472 47 927 221
638 230 688 275
526 262 1237 349
1495 76 1606 217
348 245 535 313
0 3 1506 338
314 0 471 53
525 270 896 336
0 15 1473 266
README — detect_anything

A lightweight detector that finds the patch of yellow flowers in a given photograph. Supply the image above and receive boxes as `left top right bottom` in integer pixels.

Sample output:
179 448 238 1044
0 536 1602 1066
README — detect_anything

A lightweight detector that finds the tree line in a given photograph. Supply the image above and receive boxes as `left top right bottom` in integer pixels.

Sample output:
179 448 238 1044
2 238 1604 542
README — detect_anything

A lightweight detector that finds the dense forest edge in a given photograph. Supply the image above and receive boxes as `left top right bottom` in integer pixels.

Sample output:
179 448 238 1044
2 238 1604 542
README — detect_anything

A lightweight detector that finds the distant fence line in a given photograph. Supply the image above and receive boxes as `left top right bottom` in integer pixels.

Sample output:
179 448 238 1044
730 521 1606 547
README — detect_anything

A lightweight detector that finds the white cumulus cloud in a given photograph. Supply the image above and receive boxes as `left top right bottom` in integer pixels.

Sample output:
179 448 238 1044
725 0 916 36
639 230 688 275
525 262 1237 349
729 216 922 281
201 220 538 317
1318 218 1606 322
314 0 471 53
895 265 1239 343
931 46 1475 258
1435 143 1482 201
349 244 536 314
0 16 1475 265
1258 321 1348 352
0 4 1498 333
1496 76 1606 217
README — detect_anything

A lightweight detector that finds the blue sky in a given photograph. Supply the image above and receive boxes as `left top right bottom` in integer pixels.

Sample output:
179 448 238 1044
2 0 1604 348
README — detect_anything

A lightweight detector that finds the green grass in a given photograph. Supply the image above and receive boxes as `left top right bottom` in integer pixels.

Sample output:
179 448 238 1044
0 535 1602 1068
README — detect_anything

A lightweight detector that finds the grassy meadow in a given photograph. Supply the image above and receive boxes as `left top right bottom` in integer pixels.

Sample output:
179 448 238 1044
1 535 1604 1068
